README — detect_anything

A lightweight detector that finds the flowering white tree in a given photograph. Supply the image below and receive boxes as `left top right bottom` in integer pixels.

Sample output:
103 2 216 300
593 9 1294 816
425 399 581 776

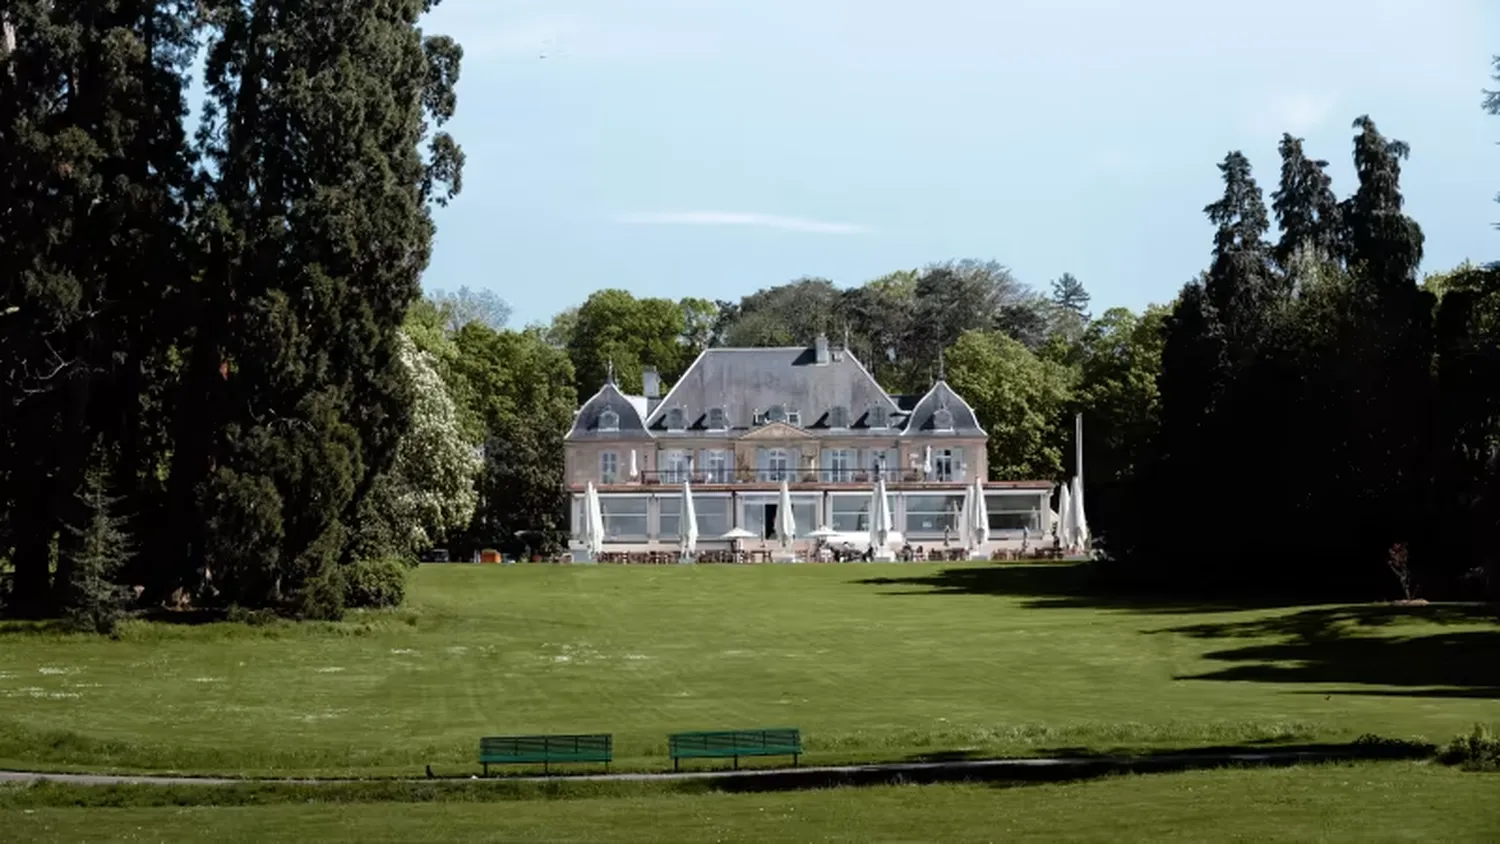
362 331 481 556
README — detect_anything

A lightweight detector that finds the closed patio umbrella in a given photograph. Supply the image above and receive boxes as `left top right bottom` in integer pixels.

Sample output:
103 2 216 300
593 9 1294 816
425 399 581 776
969 476 990 553
585 482 605 558
776 479 797 550
870 476 894 560
680 477 699 560
1070 475 1089 551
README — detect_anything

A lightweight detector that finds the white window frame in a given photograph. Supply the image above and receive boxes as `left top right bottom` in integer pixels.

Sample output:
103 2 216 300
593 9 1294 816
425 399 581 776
829 492 871 533
598 409 619 432
662 449 691 483
933 448 958 482
598 493 649 541
600 451 619 484
665 407 687 431
986 493 1043 535
707 407 727 431
692 492 734 538
787 409 802 427
762 448 791 482
827 448 855 482
904 493 965 538
705 449 731 483
739 493 821 541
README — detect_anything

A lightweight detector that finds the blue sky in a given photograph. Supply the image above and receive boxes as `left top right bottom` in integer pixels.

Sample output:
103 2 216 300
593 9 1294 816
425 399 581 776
420 0 1500 328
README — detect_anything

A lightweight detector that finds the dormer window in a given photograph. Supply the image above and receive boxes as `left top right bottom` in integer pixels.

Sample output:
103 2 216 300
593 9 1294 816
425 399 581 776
665 407 686 431
867 406 887 429
707 407 727 431
933 407 954 431
828 406 849 429
753 410 767 426
767 405 787 424
599 409 620 432
787 410 801 427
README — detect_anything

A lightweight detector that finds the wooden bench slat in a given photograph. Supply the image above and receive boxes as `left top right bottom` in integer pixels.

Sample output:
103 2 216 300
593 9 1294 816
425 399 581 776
478 734 612 774
667 728 802 770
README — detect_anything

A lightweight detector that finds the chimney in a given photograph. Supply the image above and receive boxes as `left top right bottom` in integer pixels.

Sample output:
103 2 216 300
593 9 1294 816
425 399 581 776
814 333 830 365
643 366 661 414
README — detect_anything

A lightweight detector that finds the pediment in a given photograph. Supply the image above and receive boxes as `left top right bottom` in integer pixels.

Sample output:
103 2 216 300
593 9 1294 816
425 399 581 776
737 421 814 441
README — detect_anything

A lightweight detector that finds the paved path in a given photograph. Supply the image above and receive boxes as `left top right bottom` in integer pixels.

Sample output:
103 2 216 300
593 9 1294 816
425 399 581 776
0 746 1422 788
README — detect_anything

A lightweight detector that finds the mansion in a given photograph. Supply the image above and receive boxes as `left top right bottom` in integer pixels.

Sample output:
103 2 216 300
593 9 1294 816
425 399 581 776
564 334 1052 558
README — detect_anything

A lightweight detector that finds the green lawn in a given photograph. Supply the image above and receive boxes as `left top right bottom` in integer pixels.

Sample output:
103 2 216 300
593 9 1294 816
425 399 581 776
4 764 1497 842
0 562 1494 777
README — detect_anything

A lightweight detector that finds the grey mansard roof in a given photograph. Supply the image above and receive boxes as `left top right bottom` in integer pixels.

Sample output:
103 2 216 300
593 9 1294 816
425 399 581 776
565 381 653 441
644 347 903 438
566 340 987 441
902 379 986 437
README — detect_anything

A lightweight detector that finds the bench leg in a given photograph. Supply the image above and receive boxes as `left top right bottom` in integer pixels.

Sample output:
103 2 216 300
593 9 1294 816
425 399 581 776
733 755 739 771
674 757 680 773
483 763 488 777
544 760 549 775
794 753 800 768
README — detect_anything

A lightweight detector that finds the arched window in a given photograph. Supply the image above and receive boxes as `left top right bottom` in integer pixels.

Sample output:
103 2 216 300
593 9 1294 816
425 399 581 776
665 407 686 431
828 406 849 429
707 407 727 430
767 404 787 423
933 407 954 431
599 409 620 432
867 406 887 429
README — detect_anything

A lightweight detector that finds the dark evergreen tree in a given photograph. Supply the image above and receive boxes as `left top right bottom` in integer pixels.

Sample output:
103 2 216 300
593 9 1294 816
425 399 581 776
1336 116 1433 572
1271 134 1342 271
1432 264 1500 595
1050 272 1091 318
167 0 464 617
1202 151 1275 349
0 0 195 617
63 458 134 635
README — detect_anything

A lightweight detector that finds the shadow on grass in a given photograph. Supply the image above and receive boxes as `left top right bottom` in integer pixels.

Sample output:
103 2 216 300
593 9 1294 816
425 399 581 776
1158 605 1500 698
707 739 1436 793
0 608 236 638
854 563 1336 614
3 740 1436 808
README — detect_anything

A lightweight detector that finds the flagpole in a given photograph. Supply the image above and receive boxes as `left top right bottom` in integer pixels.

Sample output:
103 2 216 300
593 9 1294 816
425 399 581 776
1074 412 1084 487
1074 412 1088 553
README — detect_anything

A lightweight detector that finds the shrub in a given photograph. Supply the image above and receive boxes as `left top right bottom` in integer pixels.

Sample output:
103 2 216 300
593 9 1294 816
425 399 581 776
1438 725 1500 771
63 464 134 636
343 556 408 609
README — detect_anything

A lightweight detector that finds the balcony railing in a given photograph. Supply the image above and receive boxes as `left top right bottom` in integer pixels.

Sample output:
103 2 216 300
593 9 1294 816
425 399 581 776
598 467 956 486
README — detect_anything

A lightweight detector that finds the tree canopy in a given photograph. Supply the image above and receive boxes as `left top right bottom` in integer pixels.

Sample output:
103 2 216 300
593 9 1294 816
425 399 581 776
3 24 1498 622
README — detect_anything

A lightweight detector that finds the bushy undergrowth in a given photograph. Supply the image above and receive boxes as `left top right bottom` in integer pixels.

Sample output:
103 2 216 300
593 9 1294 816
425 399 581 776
1438 725 1500 771
343 557 408 610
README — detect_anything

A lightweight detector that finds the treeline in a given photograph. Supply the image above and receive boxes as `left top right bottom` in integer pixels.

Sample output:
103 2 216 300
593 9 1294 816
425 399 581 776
489 99 1499 601
3 9 1495 627
0 2 466 623
1121 115 1499 599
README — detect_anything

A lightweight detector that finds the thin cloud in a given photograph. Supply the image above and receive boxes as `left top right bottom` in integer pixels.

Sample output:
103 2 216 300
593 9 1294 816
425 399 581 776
615 211 867 235
1251 91 1339 136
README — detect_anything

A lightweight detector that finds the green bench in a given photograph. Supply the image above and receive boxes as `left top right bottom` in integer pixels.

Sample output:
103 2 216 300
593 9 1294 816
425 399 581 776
478 733 612 775
668 728 802 771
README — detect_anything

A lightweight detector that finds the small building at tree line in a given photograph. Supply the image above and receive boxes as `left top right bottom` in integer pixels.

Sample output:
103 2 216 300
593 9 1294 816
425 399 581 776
564 334 1053 556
